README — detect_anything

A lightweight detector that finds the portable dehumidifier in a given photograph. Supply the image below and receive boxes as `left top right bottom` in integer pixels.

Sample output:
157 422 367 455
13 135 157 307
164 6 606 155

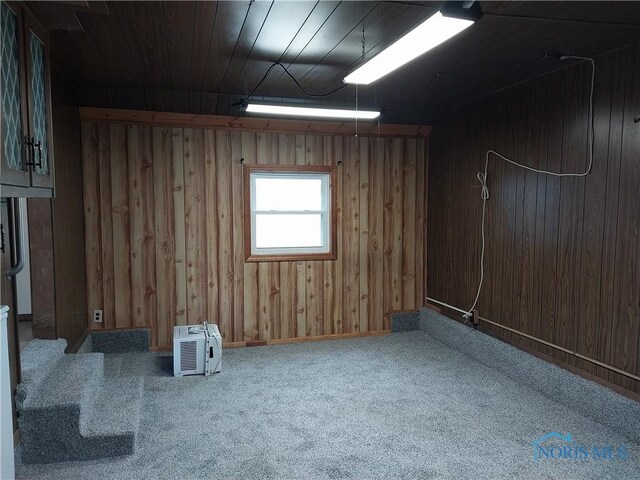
173 322 222 377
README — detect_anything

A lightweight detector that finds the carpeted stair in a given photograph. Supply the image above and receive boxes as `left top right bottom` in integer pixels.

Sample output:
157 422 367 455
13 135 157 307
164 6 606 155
17 339 144 464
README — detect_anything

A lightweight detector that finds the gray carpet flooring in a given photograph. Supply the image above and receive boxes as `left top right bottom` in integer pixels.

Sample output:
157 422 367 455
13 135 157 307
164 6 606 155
15 331 640 479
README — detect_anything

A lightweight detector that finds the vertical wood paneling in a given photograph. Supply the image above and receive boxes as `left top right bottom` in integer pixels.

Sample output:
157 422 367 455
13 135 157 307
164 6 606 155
82 121 427 349
230 132 244 342
81 122 102 325
530 78 550 351
599 51 628 384
204 130 219 333
332 136 344 335
153 127 175 347
97 123 115 329
383 139 393 320
110 124 132 328
516 81 538 350
501 89 519 344
256 133 272 340
539 73 565 358
278 134 296 339
323 136 336 335
555 64 588 364
184 128 207 323
241 131 259 340
127 125 145 327
304 135 324 336
267 133 282 339
402 138 416 308
369 138 385 331
295 134 307 338
575 54 613 376
427 45 640 393
172 128 188 327
414 139 426 309
612 47 640 390
358 137 369 332
342 136 360 333
216 130 234 342
141 127 158 335
390 139 404 311
50 75 89 349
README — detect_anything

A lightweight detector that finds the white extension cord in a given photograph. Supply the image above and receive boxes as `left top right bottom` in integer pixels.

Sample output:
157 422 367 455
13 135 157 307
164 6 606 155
457 55 596 320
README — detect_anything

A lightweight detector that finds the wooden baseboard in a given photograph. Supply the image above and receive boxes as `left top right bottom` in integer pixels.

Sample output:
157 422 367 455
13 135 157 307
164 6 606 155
91 325 151 332
151 330 391 352
387 309 420 315
267 330 390 346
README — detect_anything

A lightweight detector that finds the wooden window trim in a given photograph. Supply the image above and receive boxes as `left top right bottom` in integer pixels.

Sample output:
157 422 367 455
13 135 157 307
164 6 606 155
243 164 337 262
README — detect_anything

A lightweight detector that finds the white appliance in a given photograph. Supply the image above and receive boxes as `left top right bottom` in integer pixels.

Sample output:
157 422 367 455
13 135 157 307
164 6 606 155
1 305 15 480
173 322 222 377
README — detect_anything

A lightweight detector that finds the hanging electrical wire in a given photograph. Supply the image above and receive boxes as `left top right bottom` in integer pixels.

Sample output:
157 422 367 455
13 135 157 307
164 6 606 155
459 55 596 320
230 61 348 108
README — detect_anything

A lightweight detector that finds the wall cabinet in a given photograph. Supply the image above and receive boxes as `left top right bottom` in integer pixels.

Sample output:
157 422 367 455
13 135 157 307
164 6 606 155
1 1 54 197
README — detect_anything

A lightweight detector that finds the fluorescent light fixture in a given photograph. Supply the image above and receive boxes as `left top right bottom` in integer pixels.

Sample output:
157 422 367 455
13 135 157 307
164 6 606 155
344 12 474 85
245 103 380 120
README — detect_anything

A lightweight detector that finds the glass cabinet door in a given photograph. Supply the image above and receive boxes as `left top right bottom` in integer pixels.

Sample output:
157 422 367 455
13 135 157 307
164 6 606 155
0 1 29 187
26 19 53 189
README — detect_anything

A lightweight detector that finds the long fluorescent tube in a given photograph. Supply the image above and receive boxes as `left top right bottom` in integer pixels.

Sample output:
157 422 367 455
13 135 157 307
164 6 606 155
245 104 380 120
344 12 474 85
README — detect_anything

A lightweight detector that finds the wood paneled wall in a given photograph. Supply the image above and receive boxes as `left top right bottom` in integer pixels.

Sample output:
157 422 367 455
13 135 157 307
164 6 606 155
51 73 88 350
427 45 640 394
81 121 427 348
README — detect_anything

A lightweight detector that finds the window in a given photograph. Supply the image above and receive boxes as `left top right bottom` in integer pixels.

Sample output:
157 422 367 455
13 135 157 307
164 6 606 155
244 165 336 261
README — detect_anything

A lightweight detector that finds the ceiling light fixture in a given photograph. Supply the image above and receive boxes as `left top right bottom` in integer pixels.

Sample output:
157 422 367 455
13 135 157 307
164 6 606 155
343 7 479 85
245 103 380 120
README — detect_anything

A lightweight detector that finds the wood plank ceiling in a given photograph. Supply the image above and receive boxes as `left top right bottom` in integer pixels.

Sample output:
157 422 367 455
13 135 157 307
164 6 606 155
31 1 640 124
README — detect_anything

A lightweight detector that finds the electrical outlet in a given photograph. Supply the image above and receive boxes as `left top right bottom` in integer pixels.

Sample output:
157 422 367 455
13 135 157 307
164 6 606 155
93 309 103 323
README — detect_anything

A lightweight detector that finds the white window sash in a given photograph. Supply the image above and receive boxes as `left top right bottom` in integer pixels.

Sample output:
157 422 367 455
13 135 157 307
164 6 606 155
250 172 331 255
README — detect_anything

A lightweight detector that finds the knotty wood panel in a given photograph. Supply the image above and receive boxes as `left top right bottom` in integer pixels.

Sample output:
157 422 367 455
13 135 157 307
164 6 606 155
82 120 427 348
427 44 640 393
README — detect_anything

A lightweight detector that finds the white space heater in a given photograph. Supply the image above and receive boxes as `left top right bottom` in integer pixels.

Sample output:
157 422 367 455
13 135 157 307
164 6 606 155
173 322 222 377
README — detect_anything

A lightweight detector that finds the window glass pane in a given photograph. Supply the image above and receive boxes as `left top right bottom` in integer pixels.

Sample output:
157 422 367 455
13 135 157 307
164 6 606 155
29 32 49 175
255 177 323 211
255 214 323 248
1 2 23 172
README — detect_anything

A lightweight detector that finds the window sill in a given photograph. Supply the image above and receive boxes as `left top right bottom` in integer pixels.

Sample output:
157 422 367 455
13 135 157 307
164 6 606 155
245 252 337 263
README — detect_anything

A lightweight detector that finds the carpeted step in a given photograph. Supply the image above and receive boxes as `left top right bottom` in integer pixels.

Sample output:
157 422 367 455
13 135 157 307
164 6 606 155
103 354 124 377
391 311 419 332
18 352 145 464
18 345 148 464
90 329 150 353
21 353 104 411
16 339 68 407
77 376 144 457
18 353 106 464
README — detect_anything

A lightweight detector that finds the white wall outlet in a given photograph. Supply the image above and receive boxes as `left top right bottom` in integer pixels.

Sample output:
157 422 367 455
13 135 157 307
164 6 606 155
93 309 103 323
